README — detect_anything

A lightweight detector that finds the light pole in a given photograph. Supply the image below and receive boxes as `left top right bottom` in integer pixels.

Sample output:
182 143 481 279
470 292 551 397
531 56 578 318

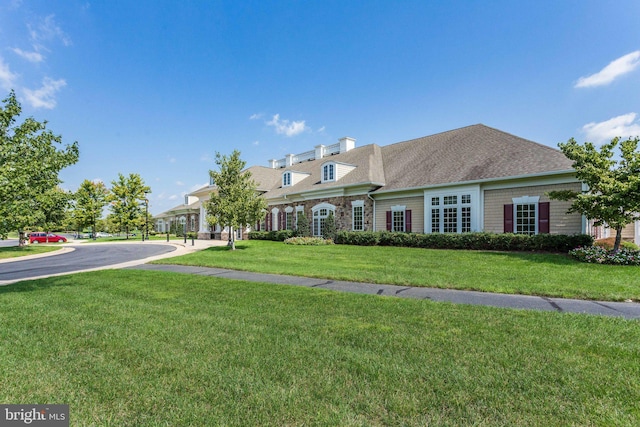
143 192 149 241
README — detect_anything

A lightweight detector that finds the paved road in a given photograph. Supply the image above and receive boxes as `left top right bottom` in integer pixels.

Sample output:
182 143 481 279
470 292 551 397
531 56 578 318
133 264 640 320
0 243 177 283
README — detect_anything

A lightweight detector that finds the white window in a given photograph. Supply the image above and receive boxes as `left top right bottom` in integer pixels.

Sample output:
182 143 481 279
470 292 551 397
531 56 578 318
352 200 364 231
513 196 539 235
190 217 195 231
322 163 335 183
312 203 335 236
430 193 472 233
282 172 291 187
271 208 280 231
391 205 406 232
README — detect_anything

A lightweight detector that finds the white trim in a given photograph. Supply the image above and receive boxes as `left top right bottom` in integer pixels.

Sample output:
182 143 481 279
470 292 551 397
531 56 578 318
295 205 304 212
512 196 539 235
321 162 336 183
285 206 294 213
373 170 577 195
425 186 480 234
391 205 406 212
312 202 336 212
271 207 280 231
351 200 365 231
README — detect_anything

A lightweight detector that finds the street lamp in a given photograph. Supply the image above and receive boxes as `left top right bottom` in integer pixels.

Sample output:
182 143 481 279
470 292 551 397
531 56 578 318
143 192 149 241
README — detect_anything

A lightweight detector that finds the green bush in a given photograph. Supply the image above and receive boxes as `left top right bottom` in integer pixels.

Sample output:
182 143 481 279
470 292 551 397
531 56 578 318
248 230 294 241
334 231 593 253
284 236 334 246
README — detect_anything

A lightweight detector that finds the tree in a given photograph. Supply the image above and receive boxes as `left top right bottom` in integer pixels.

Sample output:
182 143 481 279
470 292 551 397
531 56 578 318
0 91 79 245
39 186 73 234
75 180 109 239
322 211 337 240
548 137 640 253
108 173 151 239
204 150 267 250
295 212 311 237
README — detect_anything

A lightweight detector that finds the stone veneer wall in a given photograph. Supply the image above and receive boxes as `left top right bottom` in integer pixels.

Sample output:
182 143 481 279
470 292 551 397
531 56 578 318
270 195 375 232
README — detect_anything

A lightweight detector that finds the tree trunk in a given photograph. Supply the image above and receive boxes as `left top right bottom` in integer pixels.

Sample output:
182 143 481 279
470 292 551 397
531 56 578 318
18 230 25 247
613 226 623 253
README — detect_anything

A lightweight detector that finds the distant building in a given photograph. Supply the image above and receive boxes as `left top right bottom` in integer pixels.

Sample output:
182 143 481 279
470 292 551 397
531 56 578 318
154 195 200 235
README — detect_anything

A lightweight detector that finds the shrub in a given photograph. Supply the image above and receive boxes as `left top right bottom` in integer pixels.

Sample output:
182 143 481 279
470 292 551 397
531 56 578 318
333 231 593 253
248 230 294 241
322 212 337 240
284 237 334 246
296 213 311 237
569 246 640 265
595 237 640 251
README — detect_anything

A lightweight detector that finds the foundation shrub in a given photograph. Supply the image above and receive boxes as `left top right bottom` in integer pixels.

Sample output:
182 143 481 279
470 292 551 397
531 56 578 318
334 231 593 253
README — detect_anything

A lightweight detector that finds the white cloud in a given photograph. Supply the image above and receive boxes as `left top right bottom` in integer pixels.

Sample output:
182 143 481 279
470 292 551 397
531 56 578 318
249 113 263 120
23 77 66 109
582 113 640 143
29 15 71 47
168 194 178 201
12 48 44 63
253 140 260 146
168 156 176 163
317 126 326 133
0 57 18 91
575 51 640 88
200 153 213 162
266 114 308 137
176 180 185 186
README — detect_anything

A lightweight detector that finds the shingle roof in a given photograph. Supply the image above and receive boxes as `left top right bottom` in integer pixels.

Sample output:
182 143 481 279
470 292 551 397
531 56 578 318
263 143 386 198
196 124 573 201
376 124 573 192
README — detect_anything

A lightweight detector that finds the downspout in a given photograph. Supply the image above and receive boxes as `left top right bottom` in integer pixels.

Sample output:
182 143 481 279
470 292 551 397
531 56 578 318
368 193 376 231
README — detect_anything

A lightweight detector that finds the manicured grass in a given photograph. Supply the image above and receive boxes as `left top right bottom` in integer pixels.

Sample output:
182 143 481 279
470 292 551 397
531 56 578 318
154 240 640 301
0 270 638 425
0 245 61 259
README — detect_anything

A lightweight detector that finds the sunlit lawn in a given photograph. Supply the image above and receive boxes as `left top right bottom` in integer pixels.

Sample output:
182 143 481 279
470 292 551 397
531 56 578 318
1 270 638 426
154 240 640 301
0 244 61 260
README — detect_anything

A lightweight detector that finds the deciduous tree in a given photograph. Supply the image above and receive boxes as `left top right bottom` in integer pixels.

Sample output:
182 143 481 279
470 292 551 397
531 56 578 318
204 150 266 250
549 137 640 252
108 173 151 239
0 91 79 245
75 179 109 239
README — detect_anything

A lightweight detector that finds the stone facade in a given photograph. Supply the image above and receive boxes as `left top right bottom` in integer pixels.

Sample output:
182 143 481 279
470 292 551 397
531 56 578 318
266 195 375 233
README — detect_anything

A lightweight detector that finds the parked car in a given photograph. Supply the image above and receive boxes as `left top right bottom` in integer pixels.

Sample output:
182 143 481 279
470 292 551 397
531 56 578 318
95 232 112 238
29 232 67 244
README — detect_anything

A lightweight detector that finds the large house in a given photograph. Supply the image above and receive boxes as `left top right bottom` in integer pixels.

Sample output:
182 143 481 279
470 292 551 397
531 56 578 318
187 124 602 242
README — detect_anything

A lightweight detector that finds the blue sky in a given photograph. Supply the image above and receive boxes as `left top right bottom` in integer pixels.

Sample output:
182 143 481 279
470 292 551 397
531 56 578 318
1 0 639 215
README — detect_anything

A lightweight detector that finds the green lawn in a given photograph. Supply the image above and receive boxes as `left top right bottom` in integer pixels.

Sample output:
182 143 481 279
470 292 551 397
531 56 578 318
1 270 638 426
0 245 61 259
153 240 640 302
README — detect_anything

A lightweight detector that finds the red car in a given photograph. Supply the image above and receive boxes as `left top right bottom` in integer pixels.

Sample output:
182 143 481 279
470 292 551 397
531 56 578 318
29 232 67 244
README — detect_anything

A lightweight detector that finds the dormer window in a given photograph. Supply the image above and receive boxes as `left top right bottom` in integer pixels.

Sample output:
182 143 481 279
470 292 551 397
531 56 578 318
282 171 292 187
322 163 335 183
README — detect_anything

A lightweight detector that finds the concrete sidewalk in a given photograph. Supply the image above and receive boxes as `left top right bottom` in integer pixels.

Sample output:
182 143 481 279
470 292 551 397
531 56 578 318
131 263 640 320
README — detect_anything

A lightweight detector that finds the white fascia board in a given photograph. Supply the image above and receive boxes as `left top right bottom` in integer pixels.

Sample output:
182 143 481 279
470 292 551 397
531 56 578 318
372 170 576 195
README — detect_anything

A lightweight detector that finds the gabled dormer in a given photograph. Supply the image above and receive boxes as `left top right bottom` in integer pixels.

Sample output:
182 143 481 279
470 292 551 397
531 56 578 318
321 161 356 183
282 170 311 187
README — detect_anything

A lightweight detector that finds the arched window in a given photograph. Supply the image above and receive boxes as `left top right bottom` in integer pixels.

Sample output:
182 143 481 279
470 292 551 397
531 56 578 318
312 203 335 236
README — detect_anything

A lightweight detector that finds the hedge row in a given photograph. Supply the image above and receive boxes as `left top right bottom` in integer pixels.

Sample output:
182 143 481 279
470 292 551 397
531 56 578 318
249 230 594 252
248 230 296 242
333 231 594 253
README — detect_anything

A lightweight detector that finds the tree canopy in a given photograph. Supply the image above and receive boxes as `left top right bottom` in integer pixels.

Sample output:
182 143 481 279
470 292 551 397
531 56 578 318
548 136 640 252
75 179 109 238
0 91 79 244
204 150 266 250
108 173 150 237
